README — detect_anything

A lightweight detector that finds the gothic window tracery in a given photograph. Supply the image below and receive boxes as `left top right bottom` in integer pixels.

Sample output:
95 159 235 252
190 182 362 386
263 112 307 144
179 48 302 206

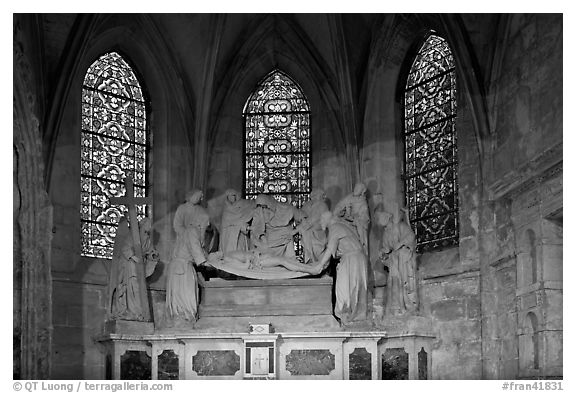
80 52 149 258
243 70 311 208
404 34 459 252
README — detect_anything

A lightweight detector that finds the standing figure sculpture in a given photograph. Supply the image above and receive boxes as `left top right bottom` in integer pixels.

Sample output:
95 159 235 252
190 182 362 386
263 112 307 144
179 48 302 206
251 194 298 257
219 189 255 254
165 189 209 322
333 182 370 254
375 205 419 316
311 211 369 325
107 217 158 321
296 189 329 264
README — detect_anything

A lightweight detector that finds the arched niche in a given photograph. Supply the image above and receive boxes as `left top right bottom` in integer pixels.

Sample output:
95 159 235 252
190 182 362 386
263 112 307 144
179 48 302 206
519 311 540 372
517 228 538 288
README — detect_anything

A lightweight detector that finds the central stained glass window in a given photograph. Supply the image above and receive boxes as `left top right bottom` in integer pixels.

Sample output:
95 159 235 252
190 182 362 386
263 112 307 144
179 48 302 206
243 70 311 208
404 34 459 252
80 52 149 259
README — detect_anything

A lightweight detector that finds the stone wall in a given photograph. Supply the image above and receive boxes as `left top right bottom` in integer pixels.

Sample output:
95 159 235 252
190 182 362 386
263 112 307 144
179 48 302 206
481 13 563 379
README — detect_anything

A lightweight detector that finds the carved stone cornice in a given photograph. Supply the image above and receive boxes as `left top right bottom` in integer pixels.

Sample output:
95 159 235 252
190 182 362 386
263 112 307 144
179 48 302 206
487 142 562 201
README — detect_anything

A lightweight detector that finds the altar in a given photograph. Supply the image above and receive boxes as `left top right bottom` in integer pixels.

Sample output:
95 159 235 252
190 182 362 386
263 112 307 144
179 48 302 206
100 327 435 380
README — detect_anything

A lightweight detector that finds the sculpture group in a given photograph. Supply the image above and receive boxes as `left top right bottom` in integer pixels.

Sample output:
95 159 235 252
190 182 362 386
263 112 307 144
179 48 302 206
107 180 420 327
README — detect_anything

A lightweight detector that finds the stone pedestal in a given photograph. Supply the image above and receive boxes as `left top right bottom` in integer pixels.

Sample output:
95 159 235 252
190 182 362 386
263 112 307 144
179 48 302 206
97 326 436 380
199 276 333 317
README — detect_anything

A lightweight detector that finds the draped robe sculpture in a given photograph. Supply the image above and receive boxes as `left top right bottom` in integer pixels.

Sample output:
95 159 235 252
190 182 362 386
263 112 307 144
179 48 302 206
376 206 419 316
333 182 370 253
165 190 209 321
296 189 329 264
311 211 369 325
219 189 255 254
107 217 158 321
250 194 299 257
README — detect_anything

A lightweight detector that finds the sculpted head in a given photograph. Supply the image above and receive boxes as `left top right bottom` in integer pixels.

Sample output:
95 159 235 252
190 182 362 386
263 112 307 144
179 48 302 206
353 182 367 197
375 210 393 228
310 189 326 201
255 194 274 209
320 211 333 231
225 189 239 203
186 189 203 204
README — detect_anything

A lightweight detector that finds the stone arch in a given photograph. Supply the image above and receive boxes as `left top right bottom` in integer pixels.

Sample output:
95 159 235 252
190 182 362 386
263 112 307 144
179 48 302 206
520 311 540 371
364 15 487 258
517 228 538 287
47 15 193 272
207 15 349 203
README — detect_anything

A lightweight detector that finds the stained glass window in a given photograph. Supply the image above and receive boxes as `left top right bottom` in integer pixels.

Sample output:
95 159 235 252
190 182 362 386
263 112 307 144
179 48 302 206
81 52 149 259
404 34 458 252
243 70 311 208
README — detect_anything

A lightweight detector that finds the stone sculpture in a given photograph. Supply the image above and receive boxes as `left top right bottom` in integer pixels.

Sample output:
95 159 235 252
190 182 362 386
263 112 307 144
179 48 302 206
219 189 255 254
250 194 299 257
295 189 329 264
375 204 418 316
333 182 370 254
165 189 210 322
207 249 318 275
107 216 158 321
310 211 369 325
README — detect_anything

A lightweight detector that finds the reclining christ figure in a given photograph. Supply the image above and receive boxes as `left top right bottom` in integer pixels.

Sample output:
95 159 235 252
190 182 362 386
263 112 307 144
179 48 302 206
207 249 318 274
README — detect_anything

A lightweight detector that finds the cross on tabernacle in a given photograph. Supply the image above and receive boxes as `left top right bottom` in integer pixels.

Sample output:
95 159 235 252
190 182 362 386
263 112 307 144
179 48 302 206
251 347 269 375
110 176 152 321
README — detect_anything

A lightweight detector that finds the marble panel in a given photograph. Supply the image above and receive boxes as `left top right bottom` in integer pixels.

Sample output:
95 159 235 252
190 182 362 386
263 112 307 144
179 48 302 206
192 350 240 376
349 347 371 380
120 350 151 380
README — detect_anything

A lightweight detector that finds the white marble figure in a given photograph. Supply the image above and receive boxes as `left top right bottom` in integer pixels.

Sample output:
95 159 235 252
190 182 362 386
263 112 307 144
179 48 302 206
207 248 317 275
310 211 369 325
165 189 209 321
250 194 299 257
375 205 419 316
173 189 210 248
295 189 329 264
107 217 158 321
333 182 370 254
219 189 255 254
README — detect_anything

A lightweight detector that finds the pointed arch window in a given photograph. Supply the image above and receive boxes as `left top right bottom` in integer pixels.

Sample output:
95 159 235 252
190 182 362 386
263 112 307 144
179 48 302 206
243 70 311 208
404 34 458 252
80 52 150 259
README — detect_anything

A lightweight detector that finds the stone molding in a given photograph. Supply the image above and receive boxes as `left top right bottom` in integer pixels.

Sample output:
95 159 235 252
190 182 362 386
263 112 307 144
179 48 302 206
488 142 562 201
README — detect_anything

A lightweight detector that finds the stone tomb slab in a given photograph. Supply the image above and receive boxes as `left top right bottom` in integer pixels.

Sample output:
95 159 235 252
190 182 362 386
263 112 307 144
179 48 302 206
198 276 333 318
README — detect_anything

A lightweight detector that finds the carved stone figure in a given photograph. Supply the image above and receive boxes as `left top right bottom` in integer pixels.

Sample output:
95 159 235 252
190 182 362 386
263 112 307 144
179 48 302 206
296 189 329 264
173 189 210 248
165 190 210 321
107 217 158 321
333 182 370 253
219 189 255 253
376 205 418 316
139 217 160 270
207 249 317 274
250 194 298 257
311 211 369 325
